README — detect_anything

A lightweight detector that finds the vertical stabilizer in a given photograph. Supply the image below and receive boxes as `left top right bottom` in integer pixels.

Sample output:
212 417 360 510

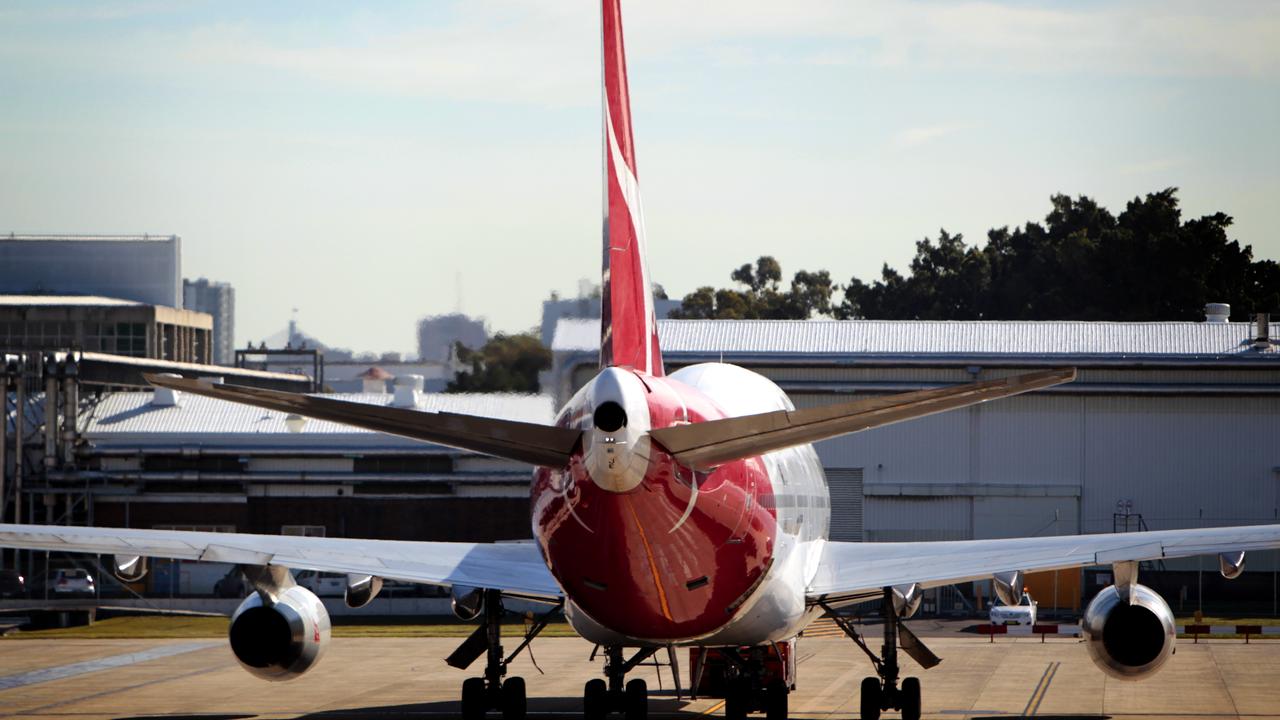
600 0 664 376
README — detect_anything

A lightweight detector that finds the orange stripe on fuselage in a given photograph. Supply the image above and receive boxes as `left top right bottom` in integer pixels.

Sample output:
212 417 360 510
624 494 673 622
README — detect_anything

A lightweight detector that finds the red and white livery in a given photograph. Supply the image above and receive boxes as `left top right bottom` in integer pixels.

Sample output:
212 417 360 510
5 3 1280 720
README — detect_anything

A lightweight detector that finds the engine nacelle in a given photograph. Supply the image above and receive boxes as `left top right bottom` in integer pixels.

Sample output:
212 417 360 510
452 585 483 621
1081 583 1175 680
229 585 331 681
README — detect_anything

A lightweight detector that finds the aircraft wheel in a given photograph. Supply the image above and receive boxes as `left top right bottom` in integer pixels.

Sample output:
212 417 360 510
583 678 607 720
624 677 648 720
900 677 921 720
502 677 526 720
461 677 486 720
724 677 750 720
764 680 788 720
859 677 881 720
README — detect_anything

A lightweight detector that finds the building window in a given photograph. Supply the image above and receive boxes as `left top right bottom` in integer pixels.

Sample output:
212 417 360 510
282 525 325 537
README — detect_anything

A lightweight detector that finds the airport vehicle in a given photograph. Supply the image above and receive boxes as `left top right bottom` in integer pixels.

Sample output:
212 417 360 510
989 591 1037 627
48 568 95 595
2 3 1279 719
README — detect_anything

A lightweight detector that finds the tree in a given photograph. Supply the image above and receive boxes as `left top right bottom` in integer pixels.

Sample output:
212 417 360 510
670 256 834 320
446 332 551 393
839 189 1280 321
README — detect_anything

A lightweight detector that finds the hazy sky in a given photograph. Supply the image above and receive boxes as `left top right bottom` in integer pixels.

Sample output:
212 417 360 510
2 1 1277 356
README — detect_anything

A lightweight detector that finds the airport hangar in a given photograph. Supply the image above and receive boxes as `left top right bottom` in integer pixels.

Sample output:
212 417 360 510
551 311 1280 612
12 310 1279 609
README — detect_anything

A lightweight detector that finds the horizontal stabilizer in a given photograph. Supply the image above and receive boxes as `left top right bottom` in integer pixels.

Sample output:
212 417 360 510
650 368 1076 470
144 374 582 468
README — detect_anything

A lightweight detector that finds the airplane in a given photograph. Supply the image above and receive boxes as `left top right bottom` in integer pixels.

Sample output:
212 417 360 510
3 2 1280 720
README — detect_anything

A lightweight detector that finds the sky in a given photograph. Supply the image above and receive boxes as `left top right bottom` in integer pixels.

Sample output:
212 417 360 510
1 1 1277 357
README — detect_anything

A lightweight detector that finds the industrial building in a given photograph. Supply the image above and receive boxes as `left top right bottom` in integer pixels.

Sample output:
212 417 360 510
551 312 1280 611
0 234 182 308
0 296 213 363
3 309 1277 612
183 278 236 365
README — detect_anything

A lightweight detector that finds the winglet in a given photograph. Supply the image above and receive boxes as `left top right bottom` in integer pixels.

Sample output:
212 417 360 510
600 0 663 376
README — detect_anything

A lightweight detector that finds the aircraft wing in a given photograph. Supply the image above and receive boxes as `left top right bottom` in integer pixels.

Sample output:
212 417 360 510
143 373 581 468
0 523 562 602
651 368 1075 470
808 523 1280 605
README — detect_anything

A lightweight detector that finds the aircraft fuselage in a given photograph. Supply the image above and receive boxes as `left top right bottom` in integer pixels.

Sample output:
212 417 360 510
532 362 830 646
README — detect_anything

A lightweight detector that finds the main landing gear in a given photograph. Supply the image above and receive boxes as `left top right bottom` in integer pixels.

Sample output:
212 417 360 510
716 647 790 720
582 645 659 720
822 587 940 720
447 590 558 720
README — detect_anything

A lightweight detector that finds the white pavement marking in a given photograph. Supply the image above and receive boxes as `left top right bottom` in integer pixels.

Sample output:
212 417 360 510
0 641 218 690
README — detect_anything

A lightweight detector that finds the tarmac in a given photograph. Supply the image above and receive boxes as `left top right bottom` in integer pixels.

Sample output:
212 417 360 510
1 633 1278 719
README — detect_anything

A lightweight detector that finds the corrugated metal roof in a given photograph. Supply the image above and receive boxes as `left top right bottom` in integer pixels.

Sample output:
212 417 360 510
551 318 1272 359
82 391 556 445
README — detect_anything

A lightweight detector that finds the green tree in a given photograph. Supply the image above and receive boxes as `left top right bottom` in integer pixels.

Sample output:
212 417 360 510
839 189 1280 321
670 256 834 320
446 332 551 393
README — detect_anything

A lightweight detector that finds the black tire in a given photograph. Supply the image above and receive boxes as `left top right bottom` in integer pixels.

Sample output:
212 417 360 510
900 677 921 720
859 677 881 720
583 678 607 720
624 678 648 720
502 677 526 720
724 677 750 720
462 677 487 720
765 680 788 720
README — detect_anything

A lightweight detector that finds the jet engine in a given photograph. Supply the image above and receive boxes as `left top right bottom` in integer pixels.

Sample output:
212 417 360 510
451 585 483 621
228 585 331 681
1081 583 1175 680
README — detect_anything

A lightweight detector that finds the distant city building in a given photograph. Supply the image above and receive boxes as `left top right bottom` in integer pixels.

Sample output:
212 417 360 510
259 319 354 361
183 278 235 365
0 295 212 363
540 282 680 348
418 313 487 363
0 234 182 308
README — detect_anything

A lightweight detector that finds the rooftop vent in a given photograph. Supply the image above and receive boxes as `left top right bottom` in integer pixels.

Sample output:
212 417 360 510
1204 303 1230 323
151 373 183 407
1254 313 1272 350
392 374 424 408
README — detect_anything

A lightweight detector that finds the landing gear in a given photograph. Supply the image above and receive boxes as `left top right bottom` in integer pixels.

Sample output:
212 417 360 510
823 587 939 720
624 678 648 720
582 645 656 719
449 590 559 720
719 646 792 720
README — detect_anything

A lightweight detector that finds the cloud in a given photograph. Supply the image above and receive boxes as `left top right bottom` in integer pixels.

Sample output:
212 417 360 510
892 124 964 149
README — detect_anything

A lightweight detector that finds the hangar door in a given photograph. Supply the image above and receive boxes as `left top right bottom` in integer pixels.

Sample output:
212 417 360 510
827 468 864 541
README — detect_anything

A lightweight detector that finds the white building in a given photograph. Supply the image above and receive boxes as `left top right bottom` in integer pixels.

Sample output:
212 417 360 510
550 315 1280 557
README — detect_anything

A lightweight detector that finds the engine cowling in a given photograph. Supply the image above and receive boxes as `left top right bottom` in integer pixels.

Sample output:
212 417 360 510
229 585 331 681
1081 583 1175 680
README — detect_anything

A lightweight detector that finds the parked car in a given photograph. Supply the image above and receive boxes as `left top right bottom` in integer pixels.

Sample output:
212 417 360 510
295 570 347 597
48 569 95 595
989 591 1037 626
213 568 247 598
0 569 25 598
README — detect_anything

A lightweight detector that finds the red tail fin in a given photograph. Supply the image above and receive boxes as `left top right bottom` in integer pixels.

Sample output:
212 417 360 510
600 0 663 376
